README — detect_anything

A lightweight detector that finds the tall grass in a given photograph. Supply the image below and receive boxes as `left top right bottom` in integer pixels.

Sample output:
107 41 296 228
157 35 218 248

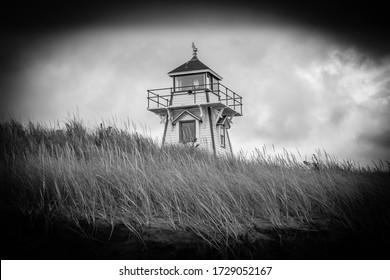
1 118 389 248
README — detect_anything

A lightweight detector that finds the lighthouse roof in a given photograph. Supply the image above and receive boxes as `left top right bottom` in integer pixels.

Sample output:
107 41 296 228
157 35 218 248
168 55 223 80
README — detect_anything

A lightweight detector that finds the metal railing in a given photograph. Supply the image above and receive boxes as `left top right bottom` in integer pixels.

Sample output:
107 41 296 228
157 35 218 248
147 83 243 115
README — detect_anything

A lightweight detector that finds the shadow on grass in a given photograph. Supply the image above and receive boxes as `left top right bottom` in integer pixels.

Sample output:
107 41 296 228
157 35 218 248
2 206 389 260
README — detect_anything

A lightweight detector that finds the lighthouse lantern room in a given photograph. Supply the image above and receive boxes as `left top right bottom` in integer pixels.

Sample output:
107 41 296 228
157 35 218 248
147 43 243 156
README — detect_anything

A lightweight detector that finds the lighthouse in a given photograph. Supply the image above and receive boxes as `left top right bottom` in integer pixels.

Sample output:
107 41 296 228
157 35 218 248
147 43 243 156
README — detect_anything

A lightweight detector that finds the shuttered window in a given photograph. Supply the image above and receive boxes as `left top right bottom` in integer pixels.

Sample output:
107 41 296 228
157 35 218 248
220 125 226 148
179 120 196 144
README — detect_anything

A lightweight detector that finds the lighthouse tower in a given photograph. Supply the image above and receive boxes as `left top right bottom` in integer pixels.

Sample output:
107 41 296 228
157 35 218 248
147 43 243 156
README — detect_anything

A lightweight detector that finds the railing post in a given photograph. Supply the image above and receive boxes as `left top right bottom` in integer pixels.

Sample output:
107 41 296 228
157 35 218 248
147 90 150 108
241 97 243 115
157 95 160 108
170 87 173 106
234 92 236 110
224 88 226 103
217 83 220 101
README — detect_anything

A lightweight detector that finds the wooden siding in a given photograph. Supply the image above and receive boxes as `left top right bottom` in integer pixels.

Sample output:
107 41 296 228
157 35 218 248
208 91 219 103
164 120 177 144
173 107 201 120
164 109 201 145
170 90 218 107
214 121 232 156
162 105 232 156
198 107 213 152
226 128 233 154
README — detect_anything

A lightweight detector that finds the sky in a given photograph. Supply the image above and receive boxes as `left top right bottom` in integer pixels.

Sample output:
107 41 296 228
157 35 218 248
1 1 390 167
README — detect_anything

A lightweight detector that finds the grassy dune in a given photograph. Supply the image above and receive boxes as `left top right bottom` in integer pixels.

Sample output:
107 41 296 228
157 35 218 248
1 119 390 258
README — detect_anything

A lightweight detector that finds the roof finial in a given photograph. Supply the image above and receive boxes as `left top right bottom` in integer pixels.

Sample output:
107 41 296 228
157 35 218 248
192 42 198 57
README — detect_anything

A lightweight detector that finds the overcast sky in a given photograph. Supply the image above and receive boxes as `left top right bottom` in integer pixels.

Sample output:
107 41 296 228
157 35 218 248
1 1 389 167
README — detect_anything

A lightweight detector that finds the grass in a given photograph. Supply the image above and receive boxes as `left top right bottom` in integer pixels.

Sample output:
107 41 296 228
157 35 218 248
1 118 390 250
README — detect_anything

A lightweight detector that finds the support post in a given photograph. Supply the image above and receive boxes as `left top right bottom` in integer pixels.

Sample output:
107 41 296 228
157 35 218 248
214 108 225 123
166 108 172 122
208 107 216 157
162 113 169 146
206 90 216 156
198 105 204 121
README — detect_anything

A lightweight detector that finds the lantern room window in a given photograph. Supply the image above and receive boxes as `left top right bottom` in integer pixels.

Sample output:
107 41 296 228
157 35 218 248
211 76 219 92
174 74 205 91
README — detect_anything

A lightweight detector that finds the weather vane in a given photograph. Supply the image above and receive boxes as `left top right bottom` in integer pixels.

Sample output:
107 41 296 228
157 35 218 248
192 42 198 57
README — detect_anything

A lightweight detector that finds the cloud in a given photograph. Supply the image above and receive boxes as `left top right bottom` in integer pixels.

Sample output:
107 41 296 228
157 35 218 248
228 42 390 165
292 49 390 162
359 126 390 149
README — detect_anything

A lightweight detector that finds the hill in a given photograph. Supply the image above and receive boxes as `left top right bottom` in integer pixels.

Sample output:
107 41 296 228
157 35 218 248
1 119 389 259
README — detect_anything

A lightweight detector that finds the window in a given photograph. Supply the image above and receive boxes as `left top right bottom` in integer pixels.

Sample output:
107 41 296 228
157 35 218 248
220 125 226 148
175 74 205 91
211 76 219 93
180 120 196 144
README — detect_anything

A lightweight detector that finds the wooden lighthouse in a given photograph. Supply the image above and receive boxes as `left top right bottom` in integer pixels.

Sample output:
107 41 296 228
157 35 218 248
147 43 243 156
